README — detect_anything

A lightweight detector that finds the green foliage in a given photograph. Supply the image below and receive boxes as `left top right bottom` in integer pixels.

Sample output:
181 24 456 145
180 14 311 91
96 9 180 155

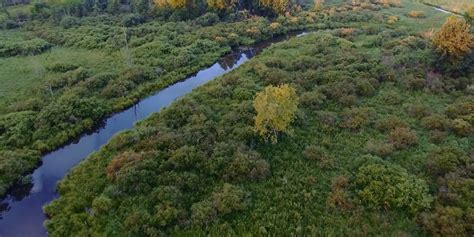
254 84 299 143
1 2 473 235
0 38 52 57
355 162 433 213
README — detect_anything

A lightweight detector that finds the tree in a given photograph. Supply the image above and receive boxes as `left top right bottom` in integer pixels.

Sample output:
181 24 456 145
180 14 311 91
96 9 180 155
259 0 290 14
313 0 323 11
432 16 474 58
254 84 298 143
207 0 236 11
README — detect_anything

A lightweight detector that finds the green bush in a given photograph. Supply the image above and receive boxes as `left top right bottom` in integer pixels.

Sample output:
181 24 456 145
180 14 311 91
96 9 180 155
195 12 220 26
426 146 467 176
0 38 52 57
46 62 79 73
355 163 433 213
60 16 81 29
388 127 418 149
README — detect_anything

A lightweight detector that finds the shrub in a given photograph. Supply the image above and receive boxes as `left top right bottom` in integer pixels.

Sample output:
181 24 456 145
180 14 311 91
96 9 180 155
299 90 326 110
92 195 113 214
449 118 473 136
419 206 467 236
327 175 352 210
60 16 80 29
407 11 425 18
106 151 143 180
375 116 408 132
0 38 52 57
432 16 474 58
195 12 220 26
356 163 433 213
46 62 79 73
4 20 19 29
405 103 431 118
426 146 467 175
387 15 398 24
223 148 270 181
191 183 247 226
421 114 448 131
388 127 418 149
211 183 247 215
122 14 145 27
365 139 394 157
191 200 217 226
429 130 446 144
303 145 334 168
339 107 373 130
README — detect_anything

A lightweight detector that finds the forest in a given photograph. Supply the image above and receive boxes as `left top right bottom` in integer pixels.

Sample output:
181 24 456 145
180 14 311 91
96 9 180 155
0 0 473 236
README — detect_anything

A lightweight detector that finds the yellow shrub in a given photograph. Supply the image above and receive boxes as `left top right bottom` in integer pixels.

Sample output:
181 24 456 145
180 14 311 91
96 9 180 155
408 10 425 18
387 15 398 24
432 16 474 58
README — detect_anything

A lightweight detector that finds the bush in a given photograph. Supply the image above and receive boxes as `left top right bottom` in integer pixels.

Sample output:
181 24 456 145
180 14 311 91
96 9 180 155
426 146 467 176
0 38 52 57
365 139 394 157
375 116 408 132
60 16 80 29
405 103 431 118
327 175 352 210
223 148 270 181
339 107 373 130
122 14 145 27
211 183 247 215
191 184 247 226
421 114 448 131
419 206 468 236
303 145 334 168
407 11 425 18
195 12 220 26
356 163 433 213
4 20 19 29
449 118 473 136
388 127 418 149
46 62 79 73
432 16 474 58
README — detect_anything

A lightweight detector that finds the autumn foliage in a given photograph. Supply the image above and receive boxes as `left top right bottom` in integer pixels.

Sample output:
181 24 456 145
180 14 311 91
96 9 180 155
254 84 298 143
207 0 236 10
259 0 291 14
432 16 474 58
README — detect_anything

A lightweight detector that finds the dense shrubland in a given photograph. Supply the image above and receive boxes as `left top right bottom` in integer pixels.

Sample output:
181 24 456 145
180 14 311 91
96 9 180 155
43 11 473 235
0 2 382 196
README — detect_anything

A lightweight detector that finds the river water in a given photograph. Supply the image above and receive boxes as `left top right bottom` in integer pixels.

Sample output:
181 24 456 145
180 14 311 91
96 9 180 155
0 32 304 237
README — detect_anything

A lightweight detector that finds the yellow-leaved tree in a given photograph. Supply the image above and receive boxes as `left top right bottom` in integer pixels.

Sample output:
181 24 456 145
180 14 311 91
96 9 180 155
259 0 290 14
207 0 236 11
432 16 474 58
153 0 192 9
254 84 298 143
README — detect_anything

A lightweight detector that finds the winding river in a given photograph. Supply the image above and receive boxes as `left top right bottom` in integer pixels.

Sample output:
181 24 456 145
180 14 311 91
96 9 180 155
0 32 306 237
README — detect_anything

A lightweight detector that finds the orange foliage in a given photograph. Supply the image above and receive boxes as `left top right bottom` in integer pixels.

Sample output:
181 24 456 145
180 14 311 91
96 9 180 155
432 16 474 58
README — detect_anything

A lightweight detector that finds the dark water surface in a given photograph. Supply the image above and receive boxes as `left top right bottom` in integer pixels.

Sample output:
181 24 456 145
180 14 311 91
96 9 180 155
0 32 304 237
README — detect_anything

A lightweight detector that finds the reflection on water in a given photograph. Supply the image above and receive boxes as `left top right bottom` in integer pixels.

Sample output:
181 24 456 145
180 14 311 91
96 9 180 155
0 31 306 237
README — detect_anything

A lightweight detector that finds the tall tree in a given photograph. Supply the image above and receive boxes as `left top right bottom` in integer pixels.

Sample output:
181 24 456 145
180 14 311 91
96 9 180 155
259 0 290 14
207 0 235 11
254 84 298 143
